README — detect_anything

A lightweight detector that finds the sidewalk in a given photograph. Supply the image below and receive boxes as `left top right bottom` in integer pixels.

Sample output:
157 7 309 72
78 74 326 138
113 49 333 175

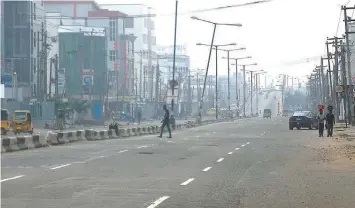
309 124 355 171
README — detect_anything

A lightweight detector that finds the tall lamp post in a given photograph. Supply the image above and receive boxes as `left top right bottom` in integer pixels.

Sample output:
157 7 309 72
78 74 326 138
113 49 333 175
239 63 257 117
246 69 264 116
254 70 266 115
191 16 242 120
229 56 252 117
196 42 237 119
218 47 246 112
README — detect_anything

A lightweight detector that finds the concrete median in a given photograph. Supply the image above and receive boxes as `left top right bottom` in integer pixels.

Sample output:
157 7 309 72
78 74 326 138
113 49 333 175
1 135 48 153
2 118 230 153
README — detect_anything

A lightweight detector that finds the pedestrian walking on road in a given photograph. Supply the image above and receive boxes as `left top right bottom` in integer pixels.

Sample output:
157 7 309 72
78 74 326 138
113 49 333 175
317 109 326 137
158 105 172 139
326 106 335 137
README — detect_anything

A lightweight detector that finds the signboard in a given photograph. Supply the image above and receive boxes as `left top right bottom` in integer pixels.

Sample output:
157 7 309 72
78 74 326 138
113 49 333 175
1 75 12 87
82 69 94 93
58 68 66 94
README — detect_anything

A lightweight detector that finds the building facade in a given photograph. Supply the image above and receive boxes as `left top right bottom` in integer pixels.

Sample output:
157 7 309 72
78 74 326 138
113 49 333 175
100 4 157 102
1 0 45 100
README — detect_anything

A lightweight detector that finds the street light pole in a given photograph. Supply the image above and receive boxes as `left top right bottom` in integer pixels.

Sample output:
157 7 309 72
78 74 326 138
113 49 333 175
171 0 178 113
227 50 230 111
215 46 218 120
243 65 246 117
250 71 253 116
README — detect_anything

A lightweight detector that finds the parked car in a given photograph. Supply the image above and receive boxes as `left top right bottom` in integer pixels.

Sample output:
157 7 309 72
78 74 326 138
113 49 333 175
289 111 318 130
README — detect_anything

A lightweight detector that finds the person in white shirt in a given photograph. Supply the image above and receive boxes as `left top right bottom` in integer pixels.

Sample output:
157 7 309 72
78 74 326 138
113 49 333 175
317 109 326 137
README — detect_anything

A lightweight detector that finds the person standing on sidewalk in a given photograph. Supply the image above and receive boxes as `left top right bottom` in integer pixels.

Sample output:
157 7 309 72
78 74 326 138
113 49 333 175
158 105 172 139
326 107 335 137
317 109 326 137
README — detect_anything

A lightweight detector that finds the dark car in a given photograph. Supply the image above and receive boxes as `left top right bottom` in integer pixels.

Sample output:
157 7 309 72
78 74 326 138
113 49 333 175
289 111 318 130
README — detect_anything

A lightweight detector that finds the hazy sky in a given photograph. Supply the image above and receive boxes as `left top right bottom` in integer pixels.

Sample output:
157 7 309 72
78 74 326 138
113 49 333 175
98 0 353 80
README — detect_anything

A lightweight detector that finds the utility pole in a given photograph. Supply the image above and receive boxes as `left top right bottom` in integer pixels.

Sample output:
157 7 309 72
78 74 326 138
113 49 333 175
326 41 334 107
341 40 349 126
256 74 259 115
215 47 218 120
243 65 246 117
227 51 230 111
250 71 253 116
171 0 179 113
343 6 354 125
235 61 239 117
49 58 53 99
54 54 59 98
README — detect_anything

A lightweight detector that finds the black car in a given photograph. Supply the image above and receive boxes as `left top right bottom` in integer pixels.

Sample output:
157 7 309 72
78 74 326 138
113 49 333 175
289 111 318 130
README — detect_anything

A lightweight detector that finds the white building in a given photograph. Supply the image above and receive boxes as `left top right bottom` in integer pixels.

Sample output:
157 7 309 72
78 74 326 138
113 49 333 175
100 3 157 101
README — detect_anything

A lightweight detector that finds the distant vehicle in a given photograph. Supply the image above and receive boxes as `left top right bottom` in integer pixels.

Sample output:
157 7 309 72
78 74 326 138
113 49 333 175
289 111 318 130
263 109 272 118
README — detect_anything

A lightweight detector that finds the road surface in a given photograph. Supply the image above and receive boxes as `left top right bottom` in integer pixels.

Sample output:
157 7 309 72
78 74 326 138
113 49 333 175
2 114 355 207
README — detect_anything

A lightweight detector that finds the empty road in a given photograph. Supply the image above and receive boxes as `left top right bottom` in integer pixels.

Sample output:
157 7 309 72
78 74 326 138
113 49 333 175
2 113 355 207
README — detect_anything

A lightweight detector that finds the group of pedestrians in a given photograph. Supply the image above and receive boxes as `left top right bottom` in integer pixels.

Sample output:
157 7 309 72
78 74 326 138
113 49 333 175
316 105 335 137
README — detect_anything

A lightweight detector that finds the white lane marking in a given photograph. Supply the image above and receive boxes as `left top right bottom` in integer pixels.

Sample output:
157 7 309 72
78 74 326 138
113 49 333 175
217 158 224 163
241 144 245 147
50 164 71 170
180 178 195 186
147 196 170 208
203 167 212 172
118 150 128 153
206 133 210 136
235 148 240 150
137 145 148 149
228 152 233 155
246 142 250 145
1 175 25 183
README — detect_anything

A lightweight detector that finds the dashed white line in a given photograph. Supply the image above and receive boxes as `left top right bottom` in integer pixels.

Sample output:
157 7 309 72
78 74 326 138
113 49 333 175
1 175 25 183
235 148 240 150
246 142 250 145
241 144 245 147
180 178 195 186
217 158 224 163
228 152 233 155
137 145 148 149
50 164 71 170
118 150 128 153
203 167 212 172
147 196 170 208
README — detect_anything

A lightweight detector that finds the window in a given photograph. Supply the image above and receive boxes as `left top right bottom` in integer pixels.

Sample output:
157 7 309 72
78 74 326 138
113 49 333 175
33 3 36 20
109 18 117 41
109 50 117 61
150 20 155 30
33 58 36 73
125 17 134 28
142 34 148 44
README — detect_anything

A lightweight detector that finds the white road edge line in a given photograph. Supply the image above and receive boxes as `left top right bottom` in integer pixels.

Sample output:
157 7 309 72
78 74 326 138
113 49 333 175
147 196 170 208
228 152 233 155
0 175 25 183
137 145 148 149
203 167 212 172
235 148 240 150
180 178 195 186
217 158 224 163
118 150 128 153
50 164 71 170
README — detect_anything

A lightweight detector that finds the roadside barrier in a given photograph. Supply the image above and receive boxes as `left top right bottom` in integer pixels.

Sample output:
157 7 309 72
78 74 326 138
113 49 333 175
1 135 48 153
2 119 228 153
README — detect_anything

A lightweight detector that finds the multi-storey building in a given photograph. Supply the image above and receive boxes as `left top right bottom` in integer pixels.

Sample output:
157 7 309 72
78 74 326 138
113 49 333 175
100 3 157 102
44 1 136 112
1 0 45 100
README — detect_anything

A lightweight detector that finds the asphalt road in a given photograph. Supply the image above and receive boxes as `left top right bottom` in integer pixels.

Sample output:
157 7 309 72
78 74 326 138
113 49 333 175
2 113 355 207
